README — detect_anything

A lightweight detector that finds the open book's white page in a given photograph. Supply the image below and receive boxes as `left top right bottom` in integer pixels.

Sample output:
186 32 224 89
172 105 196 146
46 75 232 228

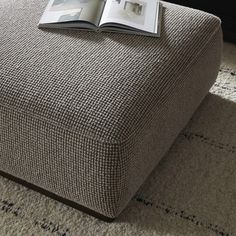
100 0 159 33
39 0 105 26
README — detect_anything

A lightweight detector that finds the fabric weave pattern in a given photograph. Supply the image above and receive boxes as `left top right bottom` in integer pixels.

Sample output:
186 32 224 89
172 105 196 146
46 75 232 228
0 0 222 218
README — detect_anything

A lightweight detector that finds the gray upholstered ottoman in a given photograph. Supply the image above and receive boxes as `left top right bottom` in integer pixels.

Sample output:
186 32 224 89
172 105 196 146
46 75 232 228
0 0 222 221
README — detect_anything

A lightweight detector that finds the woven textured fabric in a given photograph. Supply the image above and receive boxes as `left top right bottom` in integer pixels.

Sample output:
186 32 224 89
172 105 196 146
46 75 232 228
0 0 222 218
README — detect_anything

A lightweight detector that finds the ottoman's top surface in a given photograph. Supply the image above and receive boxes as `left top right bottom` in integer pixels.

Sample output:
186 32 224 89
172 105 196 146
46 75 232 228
0 0 221 143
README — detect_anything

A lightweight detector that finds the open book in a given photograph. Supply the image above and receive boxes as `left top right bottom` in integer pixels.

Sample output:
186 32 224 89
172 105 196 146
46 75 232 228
38 0 162 37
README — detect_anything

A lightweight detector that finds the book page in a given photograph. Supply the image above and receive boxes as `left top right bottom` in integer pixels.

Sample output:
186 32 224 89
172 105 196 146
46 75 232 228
99 0 159 33
39 0 106 26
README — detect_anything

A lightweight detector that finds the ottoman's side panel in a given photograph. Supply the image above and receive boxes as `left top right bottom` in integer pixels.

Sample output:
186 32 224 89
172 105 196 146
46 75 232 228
119 28 223 213
0 106 127 219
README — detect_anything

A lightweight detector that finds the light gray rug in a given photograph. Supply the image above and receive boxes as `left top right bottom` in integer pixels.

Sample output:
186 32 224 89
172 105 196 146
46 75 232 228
1 42 236 236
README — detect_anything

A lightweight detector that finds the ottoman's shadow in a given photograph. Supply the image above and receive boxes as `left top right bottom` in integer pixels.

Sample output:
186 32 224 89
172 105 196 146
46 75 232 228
114 93 236 236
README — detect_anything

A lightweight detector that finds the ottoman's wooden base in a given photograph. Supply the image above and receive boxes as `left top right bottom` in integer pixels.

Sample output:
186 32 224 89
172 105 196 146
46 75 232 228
0 170 114 223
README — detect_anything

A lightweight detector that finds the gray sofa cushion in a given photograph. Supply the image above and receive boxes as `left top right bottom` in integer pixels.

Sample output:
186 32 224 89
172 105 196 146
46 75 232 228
0 0 222 219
